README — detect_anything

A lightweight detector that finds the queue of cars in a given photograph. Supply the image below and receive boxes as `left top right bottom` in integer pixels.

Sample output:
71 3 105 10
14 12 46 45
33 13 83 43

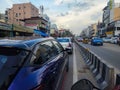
0 37 69 90
76 36 120 46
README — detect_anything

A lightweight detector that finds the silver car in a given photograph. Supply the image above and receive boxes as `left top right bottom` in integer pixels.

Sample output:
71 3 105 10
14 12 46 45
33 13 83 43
57 37 73 54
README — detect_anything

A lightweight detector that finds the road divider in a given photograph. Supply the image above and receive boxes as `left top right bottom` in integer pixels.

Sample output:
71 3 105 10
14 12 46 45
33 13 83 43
75 40 119 90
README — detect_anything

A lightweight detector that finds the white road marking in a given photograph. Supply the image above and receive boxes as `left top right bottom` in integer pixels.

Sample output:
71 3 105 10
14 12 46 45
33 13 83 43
73 43 78 84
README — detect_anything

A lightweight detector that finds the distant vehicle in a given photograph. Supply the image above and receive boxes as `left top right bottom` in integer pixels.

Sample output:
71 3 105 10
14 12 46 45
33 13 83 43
91 37 103 46
82 38 89 44
76 37 83 42
110 37 118 44
102 37 111 43
0 37 69 90
57 37 73 54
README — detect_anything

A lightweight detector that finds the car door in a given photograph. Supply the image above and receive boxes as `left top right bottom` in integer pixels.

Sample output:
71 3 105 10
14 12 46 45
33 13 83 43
29 40 68 90
32 40 62 90
51 40 69 90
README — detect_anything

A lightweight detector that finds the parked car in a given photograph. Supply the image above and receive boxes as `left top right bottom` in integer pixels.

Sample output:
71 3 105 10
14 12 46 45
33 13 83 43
102 37 111 43
0 37 69 90
91 37 103 46
110 37 118 44
57 37 73 54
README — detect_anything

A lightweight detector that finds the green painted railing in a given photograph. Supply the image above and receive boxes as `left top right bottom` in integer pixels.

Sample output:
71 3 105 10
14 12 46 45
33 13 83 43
0 22 33 33
13 24 33 33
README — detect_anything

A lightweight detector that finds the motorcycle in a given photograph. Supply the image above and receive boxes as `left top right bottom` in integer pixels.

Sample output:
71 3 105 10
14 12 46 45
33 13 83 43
71 79 101 90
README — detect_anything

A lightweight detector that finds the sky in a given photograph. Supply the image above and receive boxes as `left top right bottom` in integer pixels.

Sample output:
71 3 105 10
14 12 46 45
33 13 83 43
0 0 120 35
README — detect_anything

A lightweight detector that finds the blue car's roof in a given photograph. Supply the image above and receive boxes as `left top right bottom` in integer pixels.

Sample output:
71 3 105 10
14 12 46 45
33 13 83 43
0 37 54 89
0 37 54 50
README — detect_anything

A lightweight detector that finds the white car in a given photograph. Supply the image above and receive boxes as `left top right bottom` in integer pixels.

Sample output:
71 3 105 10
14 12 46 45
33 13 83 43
57 37 73 54
110 37 118 44
102 37 111 43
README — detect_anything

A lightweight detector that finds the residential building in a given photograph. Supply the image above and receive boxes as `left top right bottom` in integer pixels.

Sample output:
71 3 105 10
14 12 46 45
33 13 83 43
87 23 98 38
97 22 106 37
22 16 50 36
6 2 39 25
103 0 120 37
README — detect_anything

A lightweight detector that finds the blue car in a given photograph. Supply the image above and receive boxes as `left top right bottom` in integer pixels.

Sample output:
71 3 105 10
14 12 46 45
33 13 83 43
91 37 103 46
0 37 69 90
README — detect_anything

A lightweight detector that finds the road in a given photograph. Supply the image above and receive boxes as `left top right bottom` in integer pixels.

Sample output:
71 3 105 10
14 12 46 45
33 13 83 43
79 42 120 70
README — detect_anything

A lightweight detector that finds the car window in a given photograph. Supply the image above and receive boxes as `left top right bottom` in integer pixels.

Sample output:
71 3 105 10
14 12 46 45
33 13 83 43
52 40 64 54
31 40 59 65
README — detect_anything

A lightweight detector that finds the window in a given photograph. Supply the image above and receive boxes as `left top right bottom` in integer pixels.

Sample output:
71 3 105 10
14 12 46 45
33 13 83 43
19 7 21 10
16 13 18 17
52 40 63 54
16 19 17 21
117 27 120 31
30 41 57 65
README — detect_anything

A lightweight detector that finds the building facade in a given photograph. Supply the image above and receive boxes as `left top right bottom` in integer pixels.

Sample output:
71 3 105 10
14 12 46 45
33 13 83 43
6 3 39 25
103 0 120 37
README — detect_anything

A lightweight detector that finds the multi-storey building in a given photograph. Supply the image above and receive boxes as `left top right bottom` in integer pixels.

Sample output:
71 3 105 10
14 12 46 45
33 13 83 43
97 22 106 37
103 0 120 37
6 2 39 25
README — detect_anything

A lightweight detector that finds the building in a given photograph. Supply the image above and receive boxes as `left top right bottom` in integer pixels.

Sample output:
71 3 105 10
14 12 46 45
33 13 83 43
21 16 50 36
97 22 106 37
109 2 120 36
6 2 39 25
103 0 120 37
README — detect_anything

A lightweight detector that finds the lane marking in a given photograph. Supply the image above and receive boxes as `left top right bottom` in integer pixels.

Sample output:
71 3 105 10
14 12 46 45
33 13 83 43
73 43 78 84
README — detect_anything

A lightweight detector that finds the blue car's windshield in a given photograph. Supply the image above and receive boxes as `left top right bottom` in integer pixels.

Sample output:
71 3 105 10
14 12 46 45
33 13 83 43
93 37 101 40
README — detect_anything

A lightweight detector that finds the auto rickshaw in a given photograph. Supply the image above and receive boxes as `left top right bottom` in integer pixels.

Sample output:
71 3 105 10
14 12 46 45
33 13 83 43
82 38 89 44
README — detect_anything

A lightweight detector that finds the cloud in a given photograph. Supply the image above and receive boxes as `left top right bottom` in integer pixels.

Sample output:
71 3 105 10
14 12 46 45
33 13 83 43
50 0 106 34
54 0 64 5
0 0 117 35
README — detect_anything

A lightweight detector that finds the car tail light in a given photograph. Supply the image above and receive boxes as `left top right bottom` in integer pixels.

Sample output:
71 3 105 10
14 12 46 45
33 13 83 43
34 85 44 90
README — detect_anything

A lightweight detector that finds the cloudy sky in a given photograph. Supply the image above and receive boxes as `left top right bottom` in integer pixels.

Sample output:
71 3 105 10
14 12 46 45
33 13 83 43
0 0 120 35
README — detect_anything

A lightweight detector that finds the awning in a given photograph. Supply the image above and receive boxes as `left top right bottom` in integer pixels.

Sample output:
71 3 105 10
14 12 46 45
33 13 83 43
34 29 48 37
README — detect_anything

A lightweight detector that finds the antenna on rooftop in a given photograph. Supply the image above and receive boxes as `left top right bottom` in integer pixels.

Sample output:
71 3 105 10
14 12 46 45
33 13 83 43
39 5 44 17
